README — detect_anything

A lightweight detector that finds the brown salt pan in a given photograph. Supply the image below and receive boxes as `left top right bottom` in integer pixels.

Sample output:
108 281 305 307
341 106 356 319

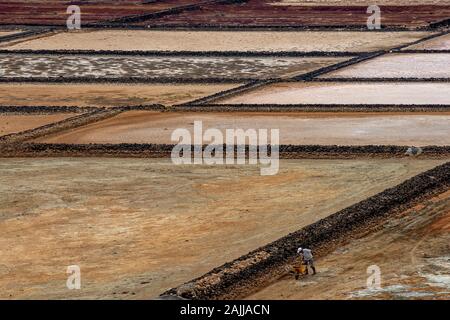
0 158 442 299
35 111 450 146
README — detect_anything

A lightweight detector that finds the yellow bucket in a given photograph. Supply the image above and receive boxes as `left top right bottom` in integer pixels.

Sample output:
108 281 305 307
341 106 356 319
293 264 307 275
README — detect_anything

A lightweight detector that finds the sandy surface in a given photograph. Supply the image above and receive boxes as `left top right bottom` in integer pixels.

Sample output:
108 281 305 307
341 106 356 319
0 114 76 136
0 158 444 300
405 33 450 50
0 83 238 107
0 55 347 80
36 111 450 147
5 30 432 52
321 53 450 79
248 189 450 300
220 82 450 105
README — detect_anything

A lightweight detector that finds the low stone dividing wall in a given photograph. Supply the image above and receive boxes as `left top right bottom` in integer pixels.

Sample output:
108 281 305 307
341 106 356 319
0 50 360 57
0 106 97 114
1 144 449 158
173 104 450 112
0 77 248 84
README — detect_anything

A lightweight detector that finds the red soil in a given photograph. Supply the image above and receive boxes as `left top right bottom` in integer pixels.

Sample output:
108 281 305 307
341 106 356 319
138 0 450 28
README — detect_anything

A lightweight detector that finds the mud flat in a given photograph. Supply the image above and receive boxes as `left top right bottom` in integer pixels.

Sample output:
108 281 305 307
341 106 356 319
0 83 239 107
219 82 450 105
35 111 450 147
0 158 444 299
320 53 450 79
0 54 348 80
405 33 450 50
4 30 432 52
248 189 450 300
0 114 76 137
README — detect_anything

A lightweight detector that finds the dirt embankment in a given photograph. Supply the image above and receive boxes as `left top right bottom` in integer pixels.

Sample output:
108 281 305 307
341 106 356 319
160 161 450 299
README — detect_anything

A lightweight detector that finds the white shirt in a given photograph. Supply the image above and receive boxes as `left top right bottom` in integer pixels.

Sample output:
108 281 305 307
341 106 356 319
302 249 313 260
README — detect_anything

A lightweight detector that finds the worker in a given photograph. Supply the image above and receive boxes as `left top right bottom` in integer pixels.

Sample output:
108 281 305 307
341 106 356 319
405 146 423 156
297 247 316 275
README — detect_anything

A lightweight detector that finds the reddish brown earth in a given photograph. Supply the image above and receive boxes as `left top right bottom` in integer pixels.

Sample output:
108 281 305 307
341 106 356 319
138 0 450 28
0 83 239 107
35 111 450 147
0 0 199 26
